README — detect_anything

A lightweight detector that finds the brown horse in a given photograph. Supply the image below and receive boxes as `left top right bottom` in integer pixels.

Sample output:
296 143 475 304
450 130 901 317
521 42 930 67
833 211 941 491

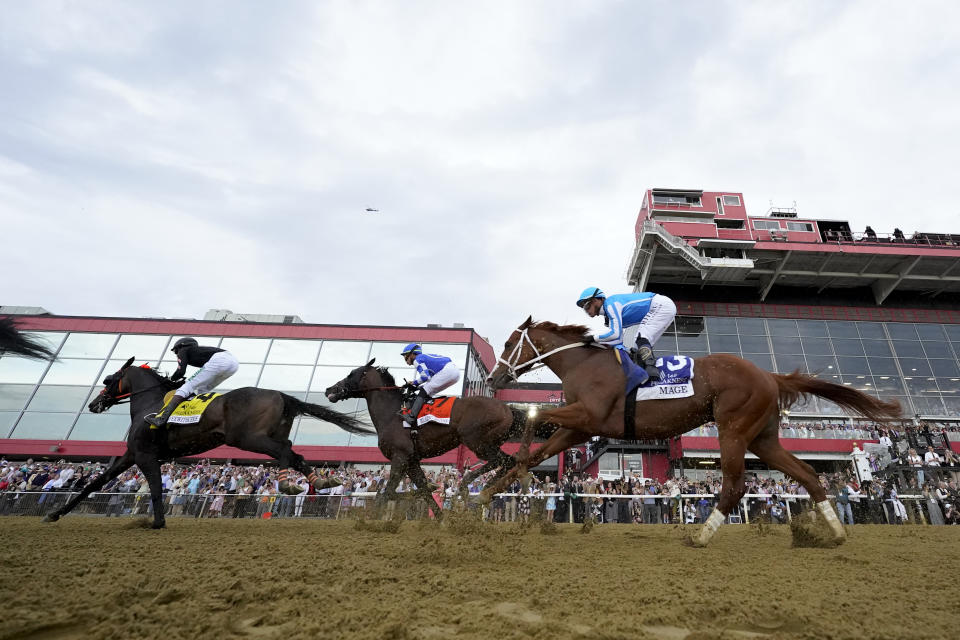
485 317 902 545
324 360 528 509
43 357 374 529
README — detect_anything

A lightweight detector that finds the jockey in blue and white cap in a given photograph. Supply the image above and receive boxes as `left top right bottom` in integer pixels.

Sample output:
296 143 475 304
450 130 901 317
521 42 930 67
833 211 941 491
399 343 461 427
576 287 677 382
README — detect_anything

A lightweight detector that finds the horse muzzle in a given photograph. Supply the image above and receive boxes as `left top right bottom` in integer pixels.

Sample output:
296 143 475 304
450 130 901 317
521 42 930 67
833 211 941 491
324 385 345 403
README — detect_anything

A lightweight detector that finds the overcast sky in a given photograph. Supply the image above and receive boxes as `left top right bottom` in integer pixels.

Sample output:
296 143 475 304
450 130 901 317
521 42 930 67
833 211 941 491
2 1 958 363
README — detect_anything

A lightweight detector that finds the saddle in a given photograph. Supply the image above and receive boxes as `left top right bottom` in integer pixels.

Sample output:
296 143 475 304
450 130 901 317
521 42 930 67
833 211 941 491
616 348 695 439
401 396 457 427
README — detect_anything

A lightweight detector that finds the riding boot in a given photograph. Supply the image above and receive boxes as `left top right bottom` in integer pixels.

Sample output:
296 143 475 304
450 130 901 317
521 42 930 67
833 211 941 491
402 389 429 427
145 394 187 428
637 338 660 381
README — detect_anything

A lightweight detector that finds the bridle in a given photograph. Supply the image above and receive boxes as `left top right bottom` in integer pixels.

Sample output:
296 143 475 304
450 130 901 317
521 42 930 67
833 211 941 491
494 328 591 383
328 367 402 401
93 366 171 410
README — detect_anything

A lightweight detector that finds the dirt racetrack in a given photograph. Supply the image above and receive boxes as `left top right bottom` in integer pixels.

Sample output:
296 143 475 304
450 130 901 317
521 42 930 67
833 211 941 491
2 516 959 640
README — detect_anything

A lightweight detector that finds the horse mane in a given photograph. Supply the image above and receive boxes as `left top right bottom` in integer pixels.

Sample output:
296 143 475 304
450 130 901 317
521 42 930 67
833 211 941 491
375 366 397 386
531 320 592 342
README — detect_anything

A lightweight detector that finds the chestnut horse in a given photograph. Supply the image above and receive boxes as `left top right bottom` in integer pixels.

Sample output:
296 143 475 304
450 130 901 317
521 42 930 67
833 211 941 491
324 360 528 511
485 317 902 546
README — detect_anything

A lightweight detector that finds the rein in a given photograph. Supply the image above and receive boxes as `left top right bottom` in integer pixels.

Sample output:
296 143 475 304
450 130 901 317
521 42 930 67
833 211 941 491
101 377 171 407
496 328 592 382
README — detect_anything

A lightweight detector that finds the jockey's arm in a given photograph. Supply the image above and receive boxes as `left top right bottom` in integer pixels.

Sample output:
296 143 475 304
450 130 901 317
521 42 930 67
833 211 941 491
411 359 431 387
171 357 188 381
595 301 622 345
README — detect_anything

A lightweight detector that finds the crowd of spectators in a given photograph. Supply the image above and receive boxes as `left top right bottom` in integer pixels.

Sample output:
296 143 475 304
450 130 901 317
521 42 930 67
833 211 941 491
2 453 959 526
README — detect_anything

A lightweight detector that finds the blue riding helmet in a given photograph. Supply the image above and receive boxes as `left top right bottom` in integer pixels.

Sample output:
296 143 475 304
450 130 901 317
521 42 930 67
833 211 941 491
400 343 422 356
576 287 605 308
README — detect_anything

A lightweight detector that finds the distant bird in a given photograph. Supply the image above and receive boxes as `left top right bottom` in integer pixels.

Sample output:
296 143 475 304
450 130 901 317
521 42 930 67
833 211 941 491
365 207 380 213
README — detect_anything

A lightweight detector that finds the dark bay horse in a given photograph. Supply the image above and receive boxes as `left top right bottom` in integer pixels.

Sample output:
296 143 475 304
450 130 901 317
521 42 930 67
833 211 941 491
0 317 57 360
324 360 527 509
43 357 374 528
485 317 902 546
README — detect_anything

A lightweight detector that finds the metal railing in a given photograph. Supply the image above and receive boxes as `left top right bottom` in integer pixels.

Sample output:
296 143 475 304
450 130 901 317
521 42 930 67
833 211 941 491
0 490 945 526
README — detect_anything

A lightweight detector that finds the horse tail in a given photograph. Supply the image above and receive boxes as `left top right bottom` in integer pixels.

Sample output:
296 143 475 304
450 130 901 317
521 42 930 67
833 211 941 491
280 394 376 435
773 371 902 424
0 317 57 361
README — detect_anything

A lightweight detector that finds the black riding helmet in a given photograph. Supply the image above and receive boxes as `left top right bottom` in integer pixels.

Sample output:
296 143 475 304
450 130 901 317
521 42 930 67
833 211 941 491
171 337 199 353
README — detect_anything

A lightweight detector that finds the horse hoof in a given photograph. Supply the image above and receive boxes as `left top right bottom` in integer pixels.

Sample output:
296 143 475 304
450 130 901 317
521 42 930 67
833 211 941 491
43 514 59 523
151 522 166 530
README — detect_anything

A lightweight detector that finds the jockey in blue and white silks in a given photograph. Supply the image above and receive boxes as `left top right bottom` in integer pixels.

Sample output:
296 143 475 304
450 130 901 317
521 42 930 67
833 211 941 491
399 343 461 427
576 287 677 382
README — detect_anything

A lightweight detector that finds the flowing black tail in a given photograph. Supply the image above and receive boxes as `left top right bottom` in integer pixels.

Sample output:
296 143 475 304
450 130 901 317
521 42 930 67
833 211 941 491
0 317 57 361
282 394 376 435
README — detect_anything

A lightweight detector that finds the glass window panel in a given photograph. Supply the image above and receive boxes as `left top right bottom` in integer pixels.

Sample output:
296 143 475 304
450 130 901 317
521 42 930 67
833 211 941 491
113 335 170 364
736 318 767 335
707 334 740 354
849 375 873 392
367 342 415 368
674 316 705 334
295 412 357 446
42 359 105 386
790 395 819 414
266 339 322 365
921 341 950 358
317 341 372 366
873 376 905 394
742 353 773 371
771 336 803 354
862 340 893 358
683 352 709 361
677 334 708 352
0 384 33 411
796 320 828 337
886 324 919 340
218 338 269 363
899 358 932 376
16 331 66 356
347 431 378 448
867 358 899 376
767 319 799 336
0 411 18 436
11 412 75 439
27 386 91 412
804 354 838 374
857 322 886 339
912 396 945 415
0 357 49 384
832 339 866 357
739 335 770 353
836 357 870 375
59 333 117 359
420 343 469 364
69 413 130 441
892 340 925 358
157 336 220 366
705 317 738 334
904 377 940 394
827 322 859 338
257 365 312 392
931 360 960 377
800 337 833 355
942 397 960 416
309 366 360 393
916 325 946 341
655 334 678 354
774 353 806 374
944 325 960 341
217 365 262 390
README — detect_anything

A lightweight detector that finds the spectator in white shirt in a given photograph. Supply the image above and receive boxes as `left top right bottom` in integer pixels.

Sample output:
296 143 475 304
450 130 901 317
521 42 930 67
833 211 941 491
924 447 942 467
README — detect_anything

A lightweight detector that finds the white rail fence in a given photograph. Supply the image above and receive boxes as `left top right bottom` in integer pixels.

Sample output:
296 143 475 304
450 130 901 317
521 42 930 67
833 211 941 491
0 490 940 525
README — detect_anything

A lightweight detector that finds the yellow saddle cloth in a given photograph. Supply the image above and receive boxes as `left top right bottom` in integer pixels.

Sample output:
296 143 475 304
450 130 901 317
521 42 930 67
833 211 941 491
159 391 221 425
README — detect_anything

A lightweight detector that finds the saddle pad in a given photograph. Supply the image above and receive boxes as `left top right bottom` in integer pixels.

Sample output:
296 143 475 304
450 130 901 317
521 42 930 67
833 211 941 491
417 396 456 427
635 355 695 401
160 392 221 425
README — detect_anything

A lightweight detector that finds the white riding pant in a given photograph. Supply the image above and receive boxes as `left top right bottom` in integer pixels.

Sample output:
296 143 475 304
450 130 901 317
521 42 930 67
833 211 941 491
174 352 240 398
622 294 677 348
420 362 461 396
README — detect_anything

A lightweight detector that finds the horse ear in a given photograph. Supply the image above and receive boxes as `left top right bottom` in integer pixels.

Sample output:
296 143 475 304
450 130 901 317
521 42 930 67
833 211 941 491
520 316 533 329
121 356 135 371
366 358 376 367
